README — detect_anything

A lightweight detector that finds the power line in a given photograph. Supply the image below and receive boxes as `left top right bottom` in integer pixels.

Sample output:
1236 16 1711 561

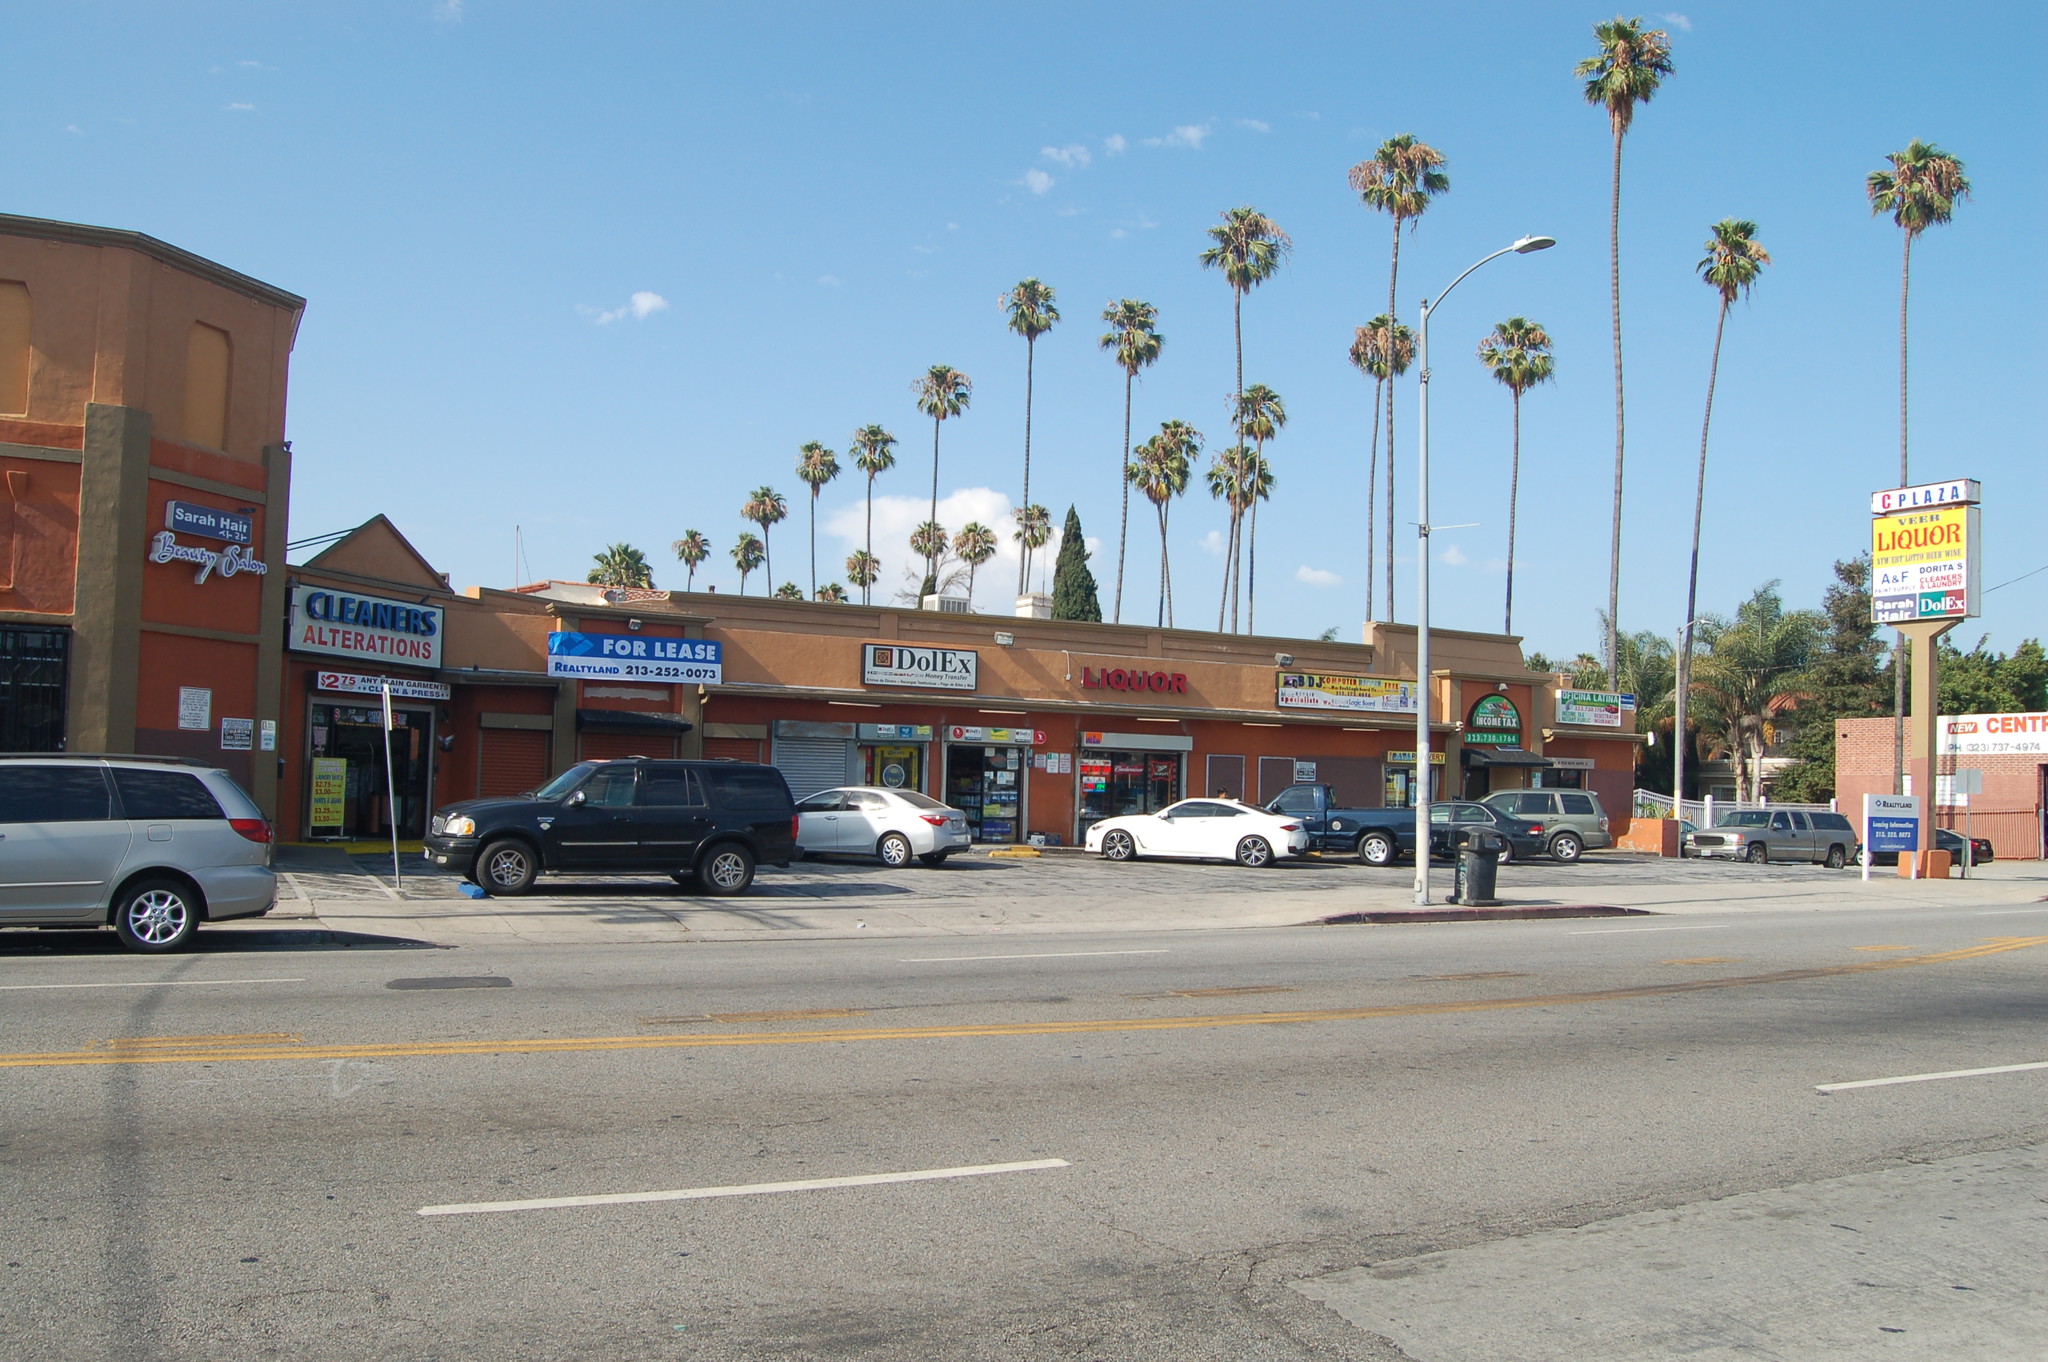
1983 562 2048 595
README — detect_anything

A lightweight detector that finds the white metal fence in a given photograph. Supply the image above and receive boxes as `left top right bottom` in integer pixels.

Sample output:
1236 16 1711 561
1633 789 1838 827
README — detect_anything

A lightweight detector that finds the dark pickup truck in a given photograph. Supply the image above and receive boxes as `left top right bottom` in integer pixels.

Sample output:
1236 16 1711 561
1265 784 1418 866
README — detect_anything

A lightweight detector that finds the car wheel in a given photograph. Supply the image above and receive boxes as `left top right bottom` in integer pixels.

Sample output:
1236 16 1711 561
1550 832 1584 864
479 839 537 896
1102 830 1137 862
1495 838 1515 866
1824 843 1847 870
1744 842 1768 864
877 833 914 867
112 878 199 953
917 852 949 867
698 844 756 896
1235 836 1274 868
1358 833 1396 867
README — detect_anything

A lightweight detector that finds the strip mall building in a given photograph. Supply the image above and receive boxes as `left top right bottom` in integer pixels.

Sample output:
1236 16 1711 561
271 520 1643 846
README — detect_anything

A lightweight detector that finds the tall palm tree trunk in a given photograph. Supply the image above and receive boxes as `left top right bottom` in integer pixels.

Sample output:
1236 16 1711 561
1156 504 1169 628
1164 503 1174 627
1892 230 1913 794
1248 492 1260 634
1385 218 1400 624
1366 377 1381 622
1018 337 1035 595
1604 126 1627 691
763 527 773 588
928 417 941 585
863 481 875 605
1678 298 1732 811
1115 373 1133 624
1505 388 1523 635
808 495 818 597
1218 507 1236 632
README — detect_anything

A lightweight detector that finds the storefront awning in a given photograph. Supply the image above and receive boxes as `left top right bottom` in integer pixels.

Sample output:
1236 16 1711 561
1461 745 1552 767
575 708 694 735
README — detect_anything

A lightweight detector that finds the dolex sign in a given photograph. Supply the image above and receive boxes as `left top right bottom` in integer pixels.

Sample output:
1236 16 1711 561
1079 665 1189 695
862 644 977 692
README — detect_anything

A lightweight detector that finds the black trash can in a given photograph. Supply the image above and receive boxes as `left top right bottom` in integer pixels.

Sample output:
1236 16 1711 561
1450 827 1506 906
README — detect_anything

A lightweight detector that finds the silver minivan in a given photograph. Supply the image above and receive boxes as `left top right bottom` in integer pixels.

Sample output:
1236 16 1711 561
0 756 275 952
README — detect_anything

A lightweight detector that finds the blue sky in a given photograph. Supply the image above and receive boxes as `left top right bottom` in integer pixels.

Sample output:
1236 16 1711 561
11 2 2044 659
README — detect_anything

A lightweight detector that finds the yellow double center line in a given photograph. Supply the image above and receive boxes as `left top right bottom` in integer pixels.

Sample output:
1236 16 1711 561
5 937 2042 1070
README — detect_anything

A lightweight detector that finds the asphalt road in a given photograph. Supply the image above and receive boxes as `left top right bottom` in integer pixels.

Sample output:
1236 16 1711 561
4 895 2047 1360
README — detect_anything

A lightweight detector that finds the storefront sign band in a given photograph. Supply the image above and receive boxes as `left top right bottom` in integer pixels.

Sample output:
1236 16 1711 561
546 631 722 684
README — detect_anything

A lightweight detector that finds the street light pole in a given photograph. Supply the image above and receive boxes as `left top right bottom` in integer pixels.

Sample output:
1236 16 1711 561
1414 235 1555 906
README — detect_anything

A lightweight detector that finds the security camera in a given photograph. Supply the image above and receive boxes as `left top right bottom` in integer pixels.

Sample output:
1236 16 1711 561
1274 652 1294 667
628 618 642 631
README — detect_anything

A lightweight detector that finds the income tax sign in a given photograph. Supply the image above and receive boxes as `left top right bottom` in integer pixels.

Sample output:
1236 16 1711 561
1869 478 1980 625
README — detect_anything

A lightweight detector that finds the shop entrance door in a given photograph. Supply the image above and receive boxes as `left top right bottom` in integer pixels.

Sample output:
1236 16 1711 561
945 744 1023 843
306 701 435 840
1079 750 1182 838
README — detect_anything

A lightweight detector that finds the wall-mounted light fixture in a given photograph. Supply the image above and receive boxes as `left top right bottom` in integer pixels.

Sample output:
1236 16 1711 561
628 618 642 631
1274 652 1295 667
994 631 1015 646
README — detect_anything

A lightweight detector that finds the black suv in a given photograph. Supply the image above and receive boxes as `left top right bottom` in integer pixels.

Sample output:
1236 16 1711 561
424 759 797 897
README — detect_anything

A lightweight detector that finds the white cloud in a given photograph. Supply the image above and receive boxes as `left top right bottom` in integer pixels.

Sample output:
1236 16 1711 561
224 103 256 112
1295 565 1343 588
1021 168 1054 195
1103 133 1127 156
817 274 842 287
1235 118 1271 133
63 124 83 135
1142 123 1212 150
580 290 670 325
824 487 1061 609
1041 143 1091 169
1439 543 1469 567
1661 12 1693 31
1199 529 1228 558
433 0 464 22
1109 228 1127 240
237 59 275 70
946 221 959 231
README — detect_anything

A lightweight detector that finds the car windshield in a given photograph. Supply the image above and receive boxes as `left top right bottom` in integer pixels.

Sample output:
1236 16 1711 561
1716 811 1770 828
532 764 598 800
892 790 949 810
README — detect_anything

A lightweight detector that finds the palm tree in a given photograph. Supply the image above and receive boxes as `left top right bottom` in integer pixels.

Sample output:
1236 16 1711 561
588 542 654 589
730 532 764 595
1687 584 1821 803
849 424 897 603
740 486 788 588
1206 444 1256 632
1348 316 1414 621
1578 16 1675 689
795 442 840 597
670 530 710 591
954 522 999 606
1350 135 1449 620
911 365 972 586
845 549 880 602
1869 139 1969 795
1129 421 1198 627
815 582 848 604
1235 384 1284 634
1676 221 1770 814
1001 279 1059 594
1099 299 1163 623
773 582 802 601
1476 318 1557 635
1198 207 1290 455
1011 504 1051 595
908 520 949 594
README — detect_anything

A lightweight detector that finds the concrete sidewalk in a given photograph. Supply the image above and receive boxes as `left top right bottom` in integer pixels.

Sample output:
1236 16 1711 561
255 845 2048 949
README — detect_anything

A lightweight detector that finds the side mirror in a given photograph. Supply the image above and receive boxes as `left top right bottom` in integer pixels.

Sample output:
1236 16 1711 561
566 790 587 807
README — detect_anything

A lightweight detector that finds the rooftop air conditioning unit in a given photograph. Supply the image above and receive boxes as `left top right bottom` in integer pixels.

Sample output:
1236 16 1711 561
1015 592 1052 620
922 594 972 614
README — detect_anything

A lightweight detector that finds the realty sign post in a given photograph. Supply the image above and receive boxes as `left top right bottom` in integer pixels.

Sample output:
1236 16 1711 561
1861 793 1920 883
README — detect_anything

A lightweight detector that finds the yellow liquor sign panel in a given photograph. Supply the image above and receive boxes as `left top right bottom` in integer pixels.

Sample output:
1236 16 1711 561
1871 504 1979 624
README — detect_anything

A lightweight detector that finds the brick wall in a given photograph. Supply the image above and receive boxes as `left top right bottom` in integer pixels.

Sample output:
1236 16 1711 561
1837 716 2045 860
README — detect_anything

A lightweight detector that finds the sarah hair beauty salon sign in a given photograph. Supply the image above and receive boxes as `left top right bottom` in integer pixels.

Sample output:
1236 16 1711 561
289 585 443 668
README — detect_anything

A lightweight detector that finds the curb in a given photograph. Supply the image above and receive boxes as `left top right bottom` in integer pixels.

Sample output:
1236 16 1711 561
1318 904 1651 926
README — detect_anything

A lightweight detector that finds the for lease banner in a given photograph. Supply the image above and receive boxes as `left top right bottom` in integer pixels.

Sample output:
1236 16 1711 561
546 632 723 684
1276 671 1417 713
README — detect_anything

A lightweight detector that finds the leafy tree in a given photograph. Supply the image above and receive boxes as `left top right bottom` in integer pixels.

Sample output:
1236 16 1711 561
1099 299 1163 624
1129 421 1198 627
1773 557 1890 802
845 549 880 601
1350 136 1448 621
670 530 709 590
1349 315 1413 621
1235 384 1284 633
1198 207 1290 467
1477 318 1555 636
849 424 897 603
588 542 654 589
1051 505 1102 622
1676 220 1771 807
1318 627 1340 642
1937 637 2048 716
814 582 848 604
1000 278 1059 593
953 522 999 605
1578 15 1675 688
741 486 788 587
730 532 764 595
1687 582 1821 803
911 364 972 584
1011 504 1051 594
772 582 802 600
909 520 949 598
795 441 840 598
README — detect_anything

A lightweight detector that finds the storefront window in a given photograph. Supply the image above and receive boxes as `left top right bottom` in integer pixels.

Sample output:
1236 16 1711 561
1382 764 1442 809
0 626 68 752
306 701 434 839
863 743 923 792
1079 749 1183 834
945 744 1023 843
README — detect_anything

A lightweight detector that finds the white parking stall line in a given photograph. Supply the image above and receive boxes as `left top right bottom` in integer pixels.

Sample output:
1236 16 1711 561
0 977 305 992
419 1158 1072 1217
1567 925 1725 936
1975 907 2048 916
898 949 1172 963
1817 1061 2048 1093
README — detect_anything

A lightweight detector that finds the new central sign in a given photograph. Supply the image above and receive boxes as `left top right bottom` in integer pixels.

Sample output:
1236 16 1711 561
862 644 977 692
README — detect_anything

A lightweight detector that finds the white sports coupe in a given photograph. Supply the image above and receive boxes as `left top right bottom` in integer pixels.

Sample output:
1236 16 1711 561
1085 798 1308 868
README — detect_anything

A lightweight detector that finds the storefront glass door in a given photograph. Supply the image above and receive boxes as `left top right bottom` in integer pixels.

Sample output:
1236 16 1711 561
1079 749 1182 836
306 702 434 839
945 744 1023 843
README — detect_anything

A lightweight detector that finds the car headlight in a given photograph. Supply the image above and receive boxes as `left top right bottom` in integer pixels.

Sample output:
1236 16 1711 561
444 816 476 837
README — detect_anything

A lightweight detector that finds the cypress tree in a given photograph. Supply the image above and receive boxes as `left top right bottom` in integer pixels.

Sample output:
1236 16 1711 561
1051 506 1102 622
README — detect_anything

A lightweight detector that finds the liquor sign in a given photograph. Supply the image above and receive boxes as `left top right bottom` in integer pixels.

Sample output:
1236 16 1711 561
1869 478 1981 624
1276 671 1417 714
546 632 722 684
1937 710 2048 757
1079 665 1189 694
1465 694 1522 745
1557 689 1633 728
316 671 454 701
291 586 443 667
862 643 977 692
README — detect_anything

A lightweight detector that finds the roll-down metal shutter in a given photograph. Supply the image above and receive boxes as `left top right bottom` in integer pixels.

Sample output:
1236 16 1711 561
478 729 550 797
772 736 852 799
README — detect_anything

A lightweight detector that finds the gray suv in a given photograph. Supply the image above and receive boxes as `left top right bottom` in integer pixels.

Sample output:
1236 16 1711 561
0 756 276 952
1480 788 1612 862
